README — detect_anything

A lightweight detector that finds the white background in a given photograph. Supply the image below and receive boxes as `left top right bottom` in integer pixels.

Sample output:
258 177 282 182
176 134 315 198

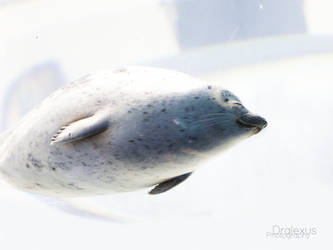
1 1 333 249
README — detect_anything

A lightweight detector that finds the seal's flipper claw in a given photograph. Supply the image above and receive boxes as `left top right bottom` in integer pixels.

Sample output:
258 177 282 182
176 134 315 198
50 113 109 145
149 172 192 195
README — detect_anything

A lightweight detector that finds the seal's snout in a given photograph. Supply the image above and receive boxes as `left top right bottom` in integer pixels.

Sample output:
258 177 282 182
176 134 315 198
237 113 267 132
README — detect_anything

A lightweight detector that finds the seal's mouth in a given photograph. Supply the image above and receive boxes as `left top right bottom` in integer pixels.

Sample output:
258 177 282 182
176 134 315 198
236 113 267 134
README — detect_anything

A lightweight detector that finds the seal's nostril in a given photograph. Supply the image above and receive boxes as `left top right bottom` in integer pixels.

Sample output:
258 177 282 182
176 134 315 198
262 119 268 128
237 113 267 130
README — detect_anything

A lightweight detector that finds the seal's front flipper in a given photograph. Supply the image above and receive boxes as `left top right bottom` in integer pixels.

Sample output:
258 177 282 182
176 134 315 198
149 172 192 195
50 113 109 145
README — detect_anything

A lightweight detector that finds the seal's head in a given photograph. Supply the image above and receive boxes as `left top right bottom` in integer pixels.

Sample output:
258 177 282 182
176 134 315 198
186 87 267 152
219 89 267 134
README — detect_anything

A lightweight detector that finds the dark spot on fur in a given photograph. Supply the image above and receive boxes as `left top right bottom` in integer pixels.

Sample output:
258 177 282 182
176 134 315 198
128 110 132 113
55 162 68 170
212 97 216 100
26 164 30 168
224 98 229 102
143 118 149 122
143 112 148 115
188 136 198 141
68 183 84 190
179 129 185 132
28 153 43 169
35 183 41 186
128 140 135 143
52 167 56 171
208 85 212 89
168 143 174 148
161 109 166 112
194 96 199 99
144 145 150 149
137 138 143 141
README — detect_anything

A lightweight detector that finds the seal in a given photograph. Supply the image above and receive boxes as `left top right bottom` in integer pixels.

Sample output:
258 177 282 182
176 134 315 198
0 66 267 197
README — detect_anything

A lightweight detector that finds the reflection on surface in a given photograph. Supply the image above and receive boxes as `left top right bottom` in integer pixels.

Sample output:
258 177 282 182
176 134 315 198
1 61 66 131
173 0 306 48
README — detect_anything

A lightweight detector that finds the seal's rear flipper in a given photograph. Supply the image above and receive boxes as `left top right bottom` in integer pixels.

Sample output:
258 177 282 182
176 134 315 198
50 113 110 145
149 172 192 195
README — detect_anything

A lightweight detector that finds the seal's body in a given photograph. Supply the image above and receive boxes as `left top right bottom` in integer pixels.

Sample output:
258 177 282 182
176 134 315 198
0 67 267 197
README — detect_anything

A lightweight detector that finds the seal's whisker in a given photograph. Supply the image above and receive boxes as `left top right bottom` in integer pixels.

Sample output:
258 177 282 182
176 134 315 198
193 116 228 122
198 116 226 120
201 113 227 116
198 121 232 129
200 123 219 128
189 119 220 127
200 113 230 118
190 118 232 125
204 120 233 126
190 118 219 124
189 119 232 128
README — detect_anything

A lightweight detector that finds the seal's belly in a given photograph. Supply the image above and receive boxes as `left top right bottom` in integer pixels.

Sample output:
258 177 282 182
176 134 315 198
0 98 208 196
0 131 203 196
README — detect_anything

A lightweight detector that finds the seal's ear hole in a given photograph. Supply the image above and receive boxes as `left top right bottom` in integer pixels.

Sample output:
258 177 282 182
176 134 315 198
224 98 229 103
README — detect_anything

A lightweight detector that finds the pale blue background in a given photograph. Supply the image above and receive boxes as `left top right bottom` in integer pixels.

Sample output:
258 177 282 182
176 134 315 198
1 0 333 249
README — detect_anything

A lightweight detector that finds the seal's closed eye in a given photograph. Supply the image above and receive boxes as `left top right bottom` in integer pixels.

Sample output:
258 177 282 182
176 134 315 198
232 102 243 107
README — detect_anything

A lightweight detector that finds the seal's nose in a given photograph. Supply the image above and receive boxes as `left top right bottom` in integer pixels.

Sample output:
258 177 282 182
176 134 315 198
237 113 267 130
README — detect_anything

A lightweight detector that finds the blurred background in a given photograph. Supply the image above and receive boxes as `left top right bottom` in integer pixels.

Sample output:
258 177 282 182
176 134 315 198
1 0 333 249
